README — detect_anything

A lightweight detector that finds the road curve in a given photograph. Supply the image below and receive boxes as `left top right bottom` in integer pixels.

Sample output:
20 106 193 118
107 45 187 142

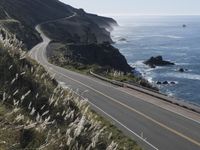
29 14 200 150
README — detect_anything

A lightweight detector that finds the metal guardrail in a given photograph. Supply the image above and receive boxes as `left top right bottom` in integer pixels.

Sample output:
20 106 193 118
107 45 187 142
90 71 200 114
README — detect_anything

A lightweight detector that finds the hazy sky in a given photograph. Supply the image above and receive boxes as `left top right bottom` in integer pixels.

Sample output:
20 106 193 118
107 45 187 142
60 0 200 16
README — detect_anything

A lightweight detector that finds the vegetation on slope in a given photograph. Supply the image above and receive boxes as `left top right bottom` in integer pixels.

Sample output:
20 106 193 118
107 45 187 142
47 42 156 90
0 0 117 49
0 26 141 149
47 42 132 73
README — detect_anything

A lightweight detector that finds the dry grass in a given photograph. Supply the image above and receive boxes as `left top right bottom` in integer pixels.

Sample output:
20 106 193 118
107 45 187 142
0 27 141 150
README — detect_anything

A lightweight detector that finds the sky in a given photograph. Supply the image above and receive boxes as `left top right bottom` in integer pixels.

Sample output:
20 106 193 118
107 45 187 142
60 0 200 16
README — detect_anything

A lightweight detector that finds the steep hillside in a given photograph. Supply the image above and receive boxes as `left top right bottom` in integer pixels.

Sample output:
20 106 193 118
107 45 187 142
0 0 117 27
41 15 113 44
0 0 73 26
47 42 132 73
0 0 117 48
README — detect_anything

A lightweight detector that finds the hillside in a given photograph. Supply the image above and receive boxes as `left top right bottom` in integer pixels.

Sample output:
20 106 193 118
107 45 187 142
0 0 117 27
0 26 140 149
0 0 133 74
47 42 132 73
0 0 117 48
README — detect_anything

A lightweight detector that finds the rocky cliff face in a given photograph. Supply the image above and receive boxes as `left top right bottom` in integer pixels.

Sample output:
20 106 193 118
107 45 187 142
41 14 114 44
47 42 132 73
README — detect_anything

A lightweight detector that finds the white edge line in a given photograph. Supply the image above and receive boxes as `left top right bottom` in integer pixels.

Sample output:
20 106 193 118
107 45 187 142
49 65 159 149
30 13 200 126
67 88 159 150
88 100 159 150
50 59 200 126
30 16 197 149
55 63 200 125
75 72 200 125
42 49 200 126
119 89 200 125
56 78 159 149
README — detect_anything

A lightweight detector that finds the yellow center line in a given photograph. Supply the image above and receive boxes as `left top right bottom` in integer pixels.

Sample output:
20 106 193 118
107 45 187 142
36 29 200 147
52 67 200 147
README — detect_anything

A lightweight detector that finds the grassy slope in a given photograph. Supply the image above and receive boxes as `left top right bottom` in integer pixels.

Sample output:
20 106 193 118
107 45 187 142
0 32 141 149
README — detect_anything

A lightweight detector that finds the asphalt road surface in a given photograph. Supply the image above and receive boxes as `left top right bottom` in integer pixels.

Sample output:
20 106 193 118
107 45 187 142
29 14 200 150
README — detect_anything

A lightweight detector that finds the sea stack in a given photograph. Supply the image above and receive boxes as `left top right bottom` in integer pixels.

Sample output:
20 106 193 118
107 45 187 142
182 24 187 28
144 56 175 68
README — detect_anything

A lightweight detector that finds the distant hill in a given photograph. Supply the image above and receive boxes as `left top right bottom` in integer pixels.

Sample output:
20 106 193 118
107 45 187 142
0 0 117 48
0 0 117 27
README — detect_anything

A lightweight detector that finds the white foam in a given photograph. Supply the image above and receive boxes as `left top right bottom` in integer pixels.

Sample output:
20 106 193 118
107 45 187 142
135 35 184 39
175 62 190 66
131 61 166 72
165 90 175 97
146 76 154 83
164 72 200 81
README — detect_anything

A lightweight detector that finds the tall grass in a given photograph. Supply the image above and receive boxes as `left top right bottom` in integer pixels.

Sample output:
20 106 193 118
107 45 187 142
0 27 141 150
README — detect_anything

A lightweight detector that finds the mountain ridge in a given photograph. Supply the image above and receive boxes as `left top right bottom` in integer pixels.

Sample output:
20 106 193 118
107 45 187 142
0 0 117 48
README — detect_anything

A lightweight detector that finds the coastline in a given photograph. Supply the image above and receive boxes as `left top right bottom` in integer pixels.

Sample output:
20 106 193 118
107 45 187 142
110 23 200 110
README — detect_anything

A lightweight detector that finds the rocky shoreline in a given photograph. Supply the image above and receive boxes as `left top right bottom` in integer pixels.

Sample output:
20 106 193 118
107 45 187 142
111 29 198 106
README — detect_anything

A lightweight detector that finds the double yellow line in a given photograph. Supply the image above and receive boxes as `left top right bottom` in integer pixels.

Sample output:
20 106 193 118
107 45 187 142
35 27 200 148
52 67 200 148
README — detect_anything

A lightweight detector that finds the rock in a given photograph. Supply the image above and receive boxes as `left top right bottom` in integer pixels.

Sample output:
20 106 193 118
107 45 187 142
156 81 162 85
182 24 187 28
157 81 175 85
178 68 185 72
178 68 188 73
118 38 127 42
170 81 176 85
144 56 175 68
163 81 169 85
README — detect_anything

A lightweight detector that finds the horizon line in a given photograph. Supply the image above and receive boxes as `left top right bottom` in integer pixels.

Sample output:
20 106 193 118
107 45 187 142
100 13 200 17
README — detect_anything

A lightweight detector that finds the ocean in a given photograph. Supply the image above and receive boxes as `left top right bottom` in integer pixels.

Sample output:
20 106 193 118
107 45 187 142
111 15 200 105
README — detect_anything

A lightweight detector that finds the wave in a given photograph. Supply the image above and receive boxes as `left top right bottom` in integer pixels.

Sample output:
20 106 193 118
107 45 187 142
130 61 165 72
164 89 175 97
134 35 184 39
163 35 184 39
112 35 129 44
164 72 200 81
130 61 160 84
175 62 190 66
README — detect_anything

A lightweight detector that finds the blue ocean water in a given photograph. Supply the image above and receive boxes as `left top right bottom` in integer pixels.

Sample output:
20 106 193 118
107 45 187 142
112 15 200 105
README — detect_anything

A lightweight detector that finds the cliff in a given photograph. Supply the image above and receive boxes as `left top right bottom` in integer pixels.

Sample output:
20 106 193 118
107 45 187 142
0 0 117 47
47 42 132 73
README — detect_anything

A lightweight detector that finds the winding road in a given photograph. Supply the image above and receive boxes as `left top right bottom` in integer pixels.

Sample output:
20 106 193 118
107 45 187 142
29 14 200 150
